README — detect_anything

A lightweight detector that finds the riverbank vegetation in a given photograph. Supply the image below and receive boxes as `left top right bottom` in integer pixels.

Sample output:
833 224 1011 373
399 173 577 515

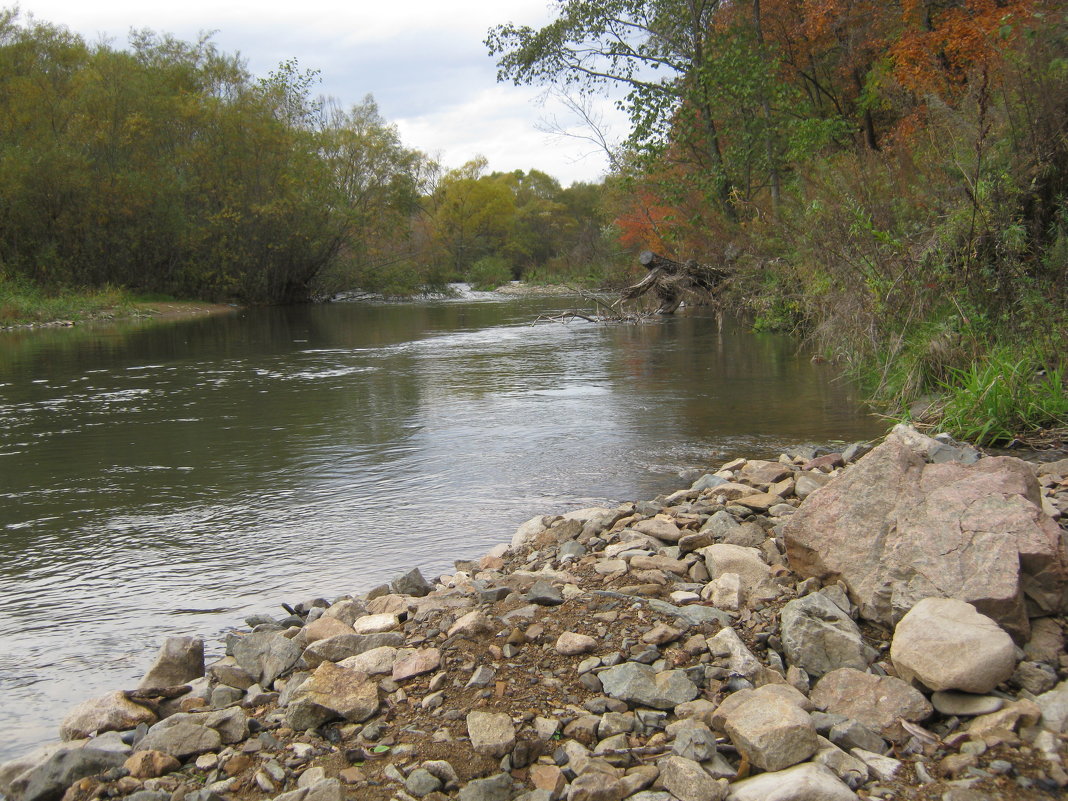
487 0 1068 446
0 8 620 308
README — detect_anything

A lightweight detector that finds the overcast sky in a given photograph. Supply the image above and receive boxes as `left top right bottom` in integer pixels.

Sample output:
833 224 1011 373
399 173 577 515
15 1 627 185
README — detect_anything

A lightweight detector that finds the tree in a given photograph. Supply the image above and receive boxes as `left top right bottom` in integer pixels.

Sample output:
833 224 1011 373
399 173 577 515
486 1 737 212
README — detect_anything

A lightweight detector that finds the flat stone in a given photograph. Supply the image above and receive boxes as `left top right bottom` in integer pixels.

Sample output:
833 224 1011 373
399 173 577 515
780 593 875 678
891 598 1016 693
721 692 818 771
726 762 860 801
740 460 794 486
931 691 1005 717
303 631 405 668
59 691 157 741
134 720 221 759
302 617 355 644
599 662 697 710
556 632 598 655
466 711 516 757
655 756 727 801
392 648 441 681
810 668 932 743
734 492 782 512
337 646 397 675
138 636 204 689
350 613 400 635
527 580 565 605
632 516 684 543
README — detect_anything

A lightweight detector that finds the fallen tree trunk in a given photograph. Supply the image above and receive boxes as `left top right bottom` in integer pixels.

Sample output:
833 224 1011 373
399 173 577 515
621 250 729 314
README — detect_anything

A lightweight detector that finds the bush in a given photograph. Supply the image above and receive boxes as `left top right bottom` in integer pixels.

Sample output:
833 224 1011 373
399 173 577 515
468 256 512 291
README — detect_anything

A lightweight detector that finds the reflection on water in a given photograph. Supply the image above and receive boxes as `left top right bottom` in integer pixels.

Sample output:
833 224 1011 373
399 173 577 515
0 295 884 760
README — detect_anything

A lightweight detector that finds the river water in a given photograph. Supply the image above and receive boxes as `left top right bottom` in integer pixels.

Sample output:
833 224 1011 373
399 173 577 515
0 290 884 761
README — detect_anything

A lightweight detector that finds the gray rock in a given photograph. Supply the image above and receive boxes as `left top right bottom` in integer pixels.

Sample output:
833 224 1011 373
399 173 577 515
211 685 245 708
138 636 204 689
780 593 875 678
670 719 718 762
656 756 727 801
646 599 732 627
794 471 832 501
559 541 587 562
527 580 564 606
405 768 443 797
599 662 698 710
700 511 741 539
208 657 255 690
200 707 249 743
467 711 516 757
1035 680 1068 732
841 442 873 464
458 773 513 801
726 762 860 800
232 631 303 686
273 778 344 801
134 720 221 758
692 474 729 492
721 692 818 772
0 743 127 801
1011 661 1058 695
890 598 1017 693
125 792 170 801
812 737 869 788
391 568 433 597
828 719 887 755
467 666 497 688
706 627 765 684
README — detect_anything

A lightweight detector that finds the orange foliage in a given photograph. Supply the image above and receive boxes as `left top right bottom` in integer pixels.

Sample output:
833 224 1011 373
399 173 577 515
614 190 673 253
892 1 1039 96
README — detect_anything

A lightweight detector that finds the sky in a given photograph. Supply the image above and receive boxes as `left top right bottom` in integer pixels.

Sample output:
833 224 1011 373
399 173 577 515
14 1 629 185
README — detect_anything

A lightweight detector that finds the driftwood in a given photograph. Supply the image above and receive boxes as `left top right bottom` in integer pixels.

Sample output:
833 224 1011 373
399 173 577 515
620 251 729 314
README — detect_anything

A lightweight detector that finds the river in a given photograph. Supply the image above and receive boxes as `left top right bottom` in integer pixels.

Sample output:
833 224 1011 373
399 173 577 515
0 289 884 761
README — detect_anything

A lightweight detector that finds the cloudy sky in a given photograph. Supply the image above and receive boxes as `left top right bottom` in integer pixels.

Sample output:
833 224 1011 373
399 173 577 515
15 1 628 185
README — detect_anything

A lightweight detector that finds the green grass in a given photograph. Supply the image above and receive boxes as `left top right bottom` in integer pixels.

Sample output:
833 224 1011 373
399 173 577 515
0 276 139 326
935 349 1068 445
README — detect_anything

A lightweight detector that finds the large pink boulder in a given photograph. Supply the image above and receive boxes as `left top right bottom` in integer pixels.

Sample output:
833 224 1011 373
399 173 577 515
783 426 1068 640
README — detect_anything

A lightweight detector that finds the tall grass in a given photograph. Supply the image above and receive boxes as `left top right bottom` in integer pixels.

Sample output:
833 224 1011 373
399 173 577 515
935 350 1068 445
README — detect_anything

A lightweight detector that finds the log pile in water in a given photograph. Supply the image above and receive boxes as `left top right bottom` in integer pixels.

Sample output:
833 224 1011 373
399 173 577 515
621 250 730 314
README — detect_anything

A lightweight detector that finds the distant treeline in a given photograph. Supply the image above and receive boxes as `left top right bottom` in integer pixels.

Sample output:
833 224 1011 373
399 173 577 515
0 10 620 304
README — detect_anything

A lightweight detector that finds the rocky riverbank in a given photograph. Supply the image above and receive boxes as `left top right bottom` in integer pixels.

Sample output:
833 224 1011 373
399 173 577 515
3 425 1067 801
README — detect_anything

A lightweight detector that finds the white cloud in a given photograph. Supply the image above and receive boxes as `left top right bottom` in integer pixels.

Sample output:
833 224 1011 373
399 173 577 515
14 1 627 184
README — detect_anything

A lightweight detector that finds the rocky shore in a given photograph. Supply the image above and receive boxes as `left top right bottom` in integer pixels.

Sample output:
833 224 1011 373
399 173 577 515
3 425 1068 801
